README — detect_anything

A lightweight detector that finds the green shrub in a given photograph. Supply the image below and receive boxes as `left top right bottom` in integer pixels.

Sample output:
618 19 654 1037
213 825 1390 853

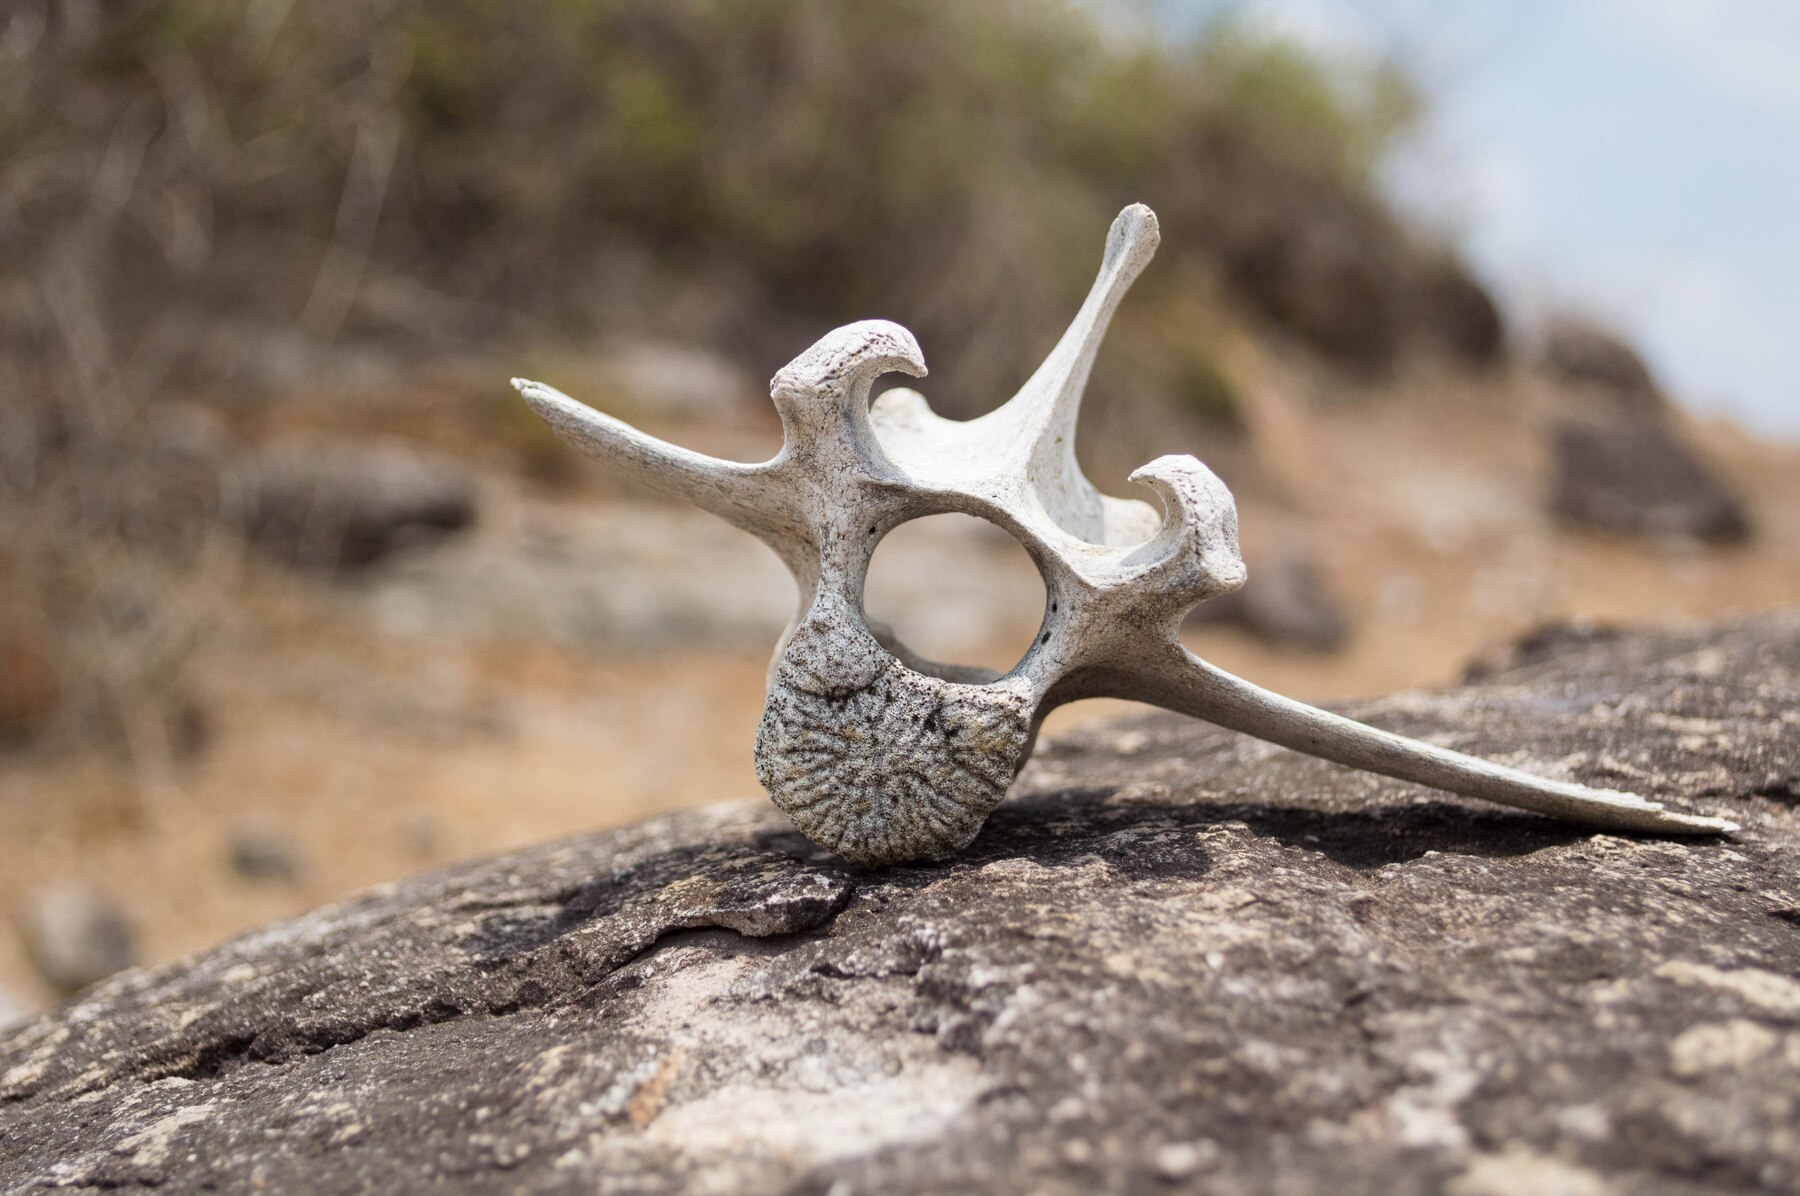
3 0 1427 383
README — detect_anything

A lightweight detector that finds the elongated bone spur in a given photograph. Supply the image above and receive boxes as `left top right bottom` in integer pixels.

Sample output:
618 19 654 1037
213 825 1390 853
514 204 1736 866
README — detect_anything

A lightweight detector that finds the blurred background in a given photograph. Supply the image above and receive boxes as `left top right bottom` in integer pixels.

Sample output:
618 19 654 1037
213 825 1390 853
2 0 1795 1019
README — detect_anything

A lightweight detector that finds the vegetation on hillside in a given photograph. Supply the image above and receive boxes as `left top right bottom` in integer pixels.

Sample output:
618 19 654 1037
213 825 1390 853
3 0 1477 391
1 0 1491 753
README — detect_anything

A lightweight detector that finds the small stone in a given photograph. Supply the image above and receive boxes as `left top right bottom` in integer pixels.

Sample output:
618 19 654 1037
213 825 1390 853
229 831 302 883
21 884 138 994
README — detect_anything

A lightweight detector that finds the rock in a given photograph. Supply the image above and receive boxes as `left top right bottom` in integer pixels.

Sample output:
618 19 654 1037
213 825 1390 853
1155 122 1502 373
1459 618 1622 682
1549 415 1752 541
1540 317 1663 412
2 612 1797 1193
357 500 800 650
19 884 137 996
1228 214 1401 369
228 830 302 883
1187 546 1349 652
1416 258 1505 365
360 499 1047 656
0 619 58 745
1153 1140 1218 1180
1226 217 1504 372
231 440 477 572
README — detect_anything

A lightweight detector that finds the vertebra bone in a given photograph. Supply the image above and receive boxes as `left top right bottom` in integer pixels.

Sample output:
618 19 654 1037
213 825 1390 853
515 204 1736 866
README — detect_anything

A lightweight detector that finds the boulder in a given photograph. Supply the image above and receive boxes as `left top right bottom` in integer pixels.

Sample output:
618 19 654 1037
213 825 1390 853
1550 415 1752 541
18 885 137 996
1227 216 1401 370
1541 317 1663 412
1416 258 1505 365
231 440 477 572
2 613 1797 1194
1186 546 1349 652
1184 129 1503 372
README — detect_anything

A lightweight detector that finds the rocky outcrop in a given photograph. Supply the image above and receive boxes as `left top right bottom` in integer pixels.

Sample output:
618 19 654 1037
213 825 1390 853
3 613 1797 1194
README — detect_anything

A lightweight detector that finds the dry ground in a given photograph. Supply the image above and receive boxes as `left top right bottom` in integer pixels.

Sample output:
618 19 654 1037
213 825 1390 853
3 359 1796 1013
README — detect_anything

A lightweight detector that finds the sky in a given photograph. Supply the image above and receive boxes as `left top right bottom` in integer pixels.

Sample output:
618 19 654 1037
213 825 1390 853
1155 0 1800 437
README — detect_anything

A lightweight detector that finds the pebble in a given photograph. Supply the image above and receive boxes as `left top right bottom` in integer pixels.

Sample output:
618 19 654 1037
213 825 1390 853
229 830 303 882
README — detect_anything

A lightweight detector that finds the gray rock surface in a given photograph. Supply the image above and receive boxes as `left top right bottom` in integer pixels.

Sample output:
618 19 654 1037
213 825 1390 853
3 612 1798 1194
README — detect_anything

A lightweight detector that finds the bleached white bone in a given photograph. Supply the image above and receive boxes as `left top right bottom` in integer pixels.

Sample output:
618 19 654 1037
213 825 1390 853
515 204 1737 866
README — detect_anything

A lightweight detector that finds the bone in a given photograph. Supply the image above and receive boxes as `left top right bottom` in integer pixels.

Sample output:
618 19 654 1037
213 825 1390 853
767 319 927 459
516 204 1737 865
507 378 788 540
